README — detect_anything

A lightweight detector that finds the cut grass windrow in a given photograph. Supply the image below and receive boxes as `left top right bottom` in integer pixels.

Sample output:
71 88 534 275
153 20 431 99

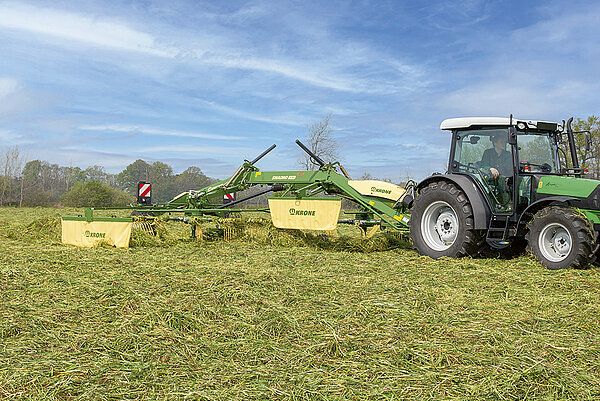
1 207 600 399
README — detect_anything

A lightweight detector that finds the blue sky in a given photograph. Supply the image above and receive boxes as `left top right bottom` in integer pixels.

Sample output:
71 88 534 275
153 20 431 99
0 0 599 181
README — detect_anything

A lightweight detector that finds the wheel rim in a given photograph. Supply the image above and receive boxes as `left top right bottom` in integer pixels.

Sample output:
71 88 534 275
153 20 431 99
421 201 459 251
538 222 572 263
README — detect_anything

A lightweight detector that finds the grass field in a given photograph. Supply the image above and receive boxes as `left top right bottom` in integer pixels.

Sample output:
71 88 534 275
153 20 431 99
2 207 600 400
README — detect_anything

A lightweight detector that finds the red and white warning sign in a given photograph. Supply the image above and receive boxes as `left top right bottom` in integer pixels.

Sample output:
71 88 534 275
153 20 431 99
138 183 151 198
137 182 152 205
223 192 235 204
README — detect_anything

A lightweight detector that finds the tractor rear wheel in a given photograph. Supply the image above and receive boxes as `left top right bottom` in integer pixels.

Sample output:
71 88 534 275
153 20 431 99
410 181 482 258
526 206 594 269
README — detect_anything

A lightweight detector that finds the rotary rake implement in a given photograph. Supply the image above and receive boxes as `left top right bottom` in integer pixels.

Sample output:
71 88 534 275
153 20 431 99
61 140 415 248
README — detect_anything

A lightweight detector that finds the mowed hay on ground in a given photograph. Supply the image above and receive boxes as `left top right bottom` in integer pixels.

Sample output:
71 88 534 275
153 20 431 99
1 207 600 399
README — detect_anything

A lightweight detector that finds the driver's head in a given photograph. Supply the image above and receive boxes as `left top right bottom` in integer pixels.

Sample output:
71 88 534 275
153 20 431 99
491 134 507 148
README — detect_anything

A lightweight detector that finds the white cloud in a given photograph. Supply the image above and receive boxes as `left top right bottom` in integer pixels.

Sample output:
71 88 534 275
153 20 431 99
79 124 245 140
0 77 19 100
0 129 16 140
0 3 427 94
420 0 489 31
437 79 592 119
137 145 260 156
224 5 270 24
510 5 600 54
0 76 46 118
200 54 362 93
434 3 600 120
0 2 174 57
193 99 304 126
0 3 423 93
49 148 136 170
198 47 428 95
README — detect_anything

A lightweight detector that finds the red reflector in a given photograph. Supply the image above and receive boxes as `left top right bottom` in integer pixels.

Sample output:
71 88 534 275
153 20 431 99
584 169 589 173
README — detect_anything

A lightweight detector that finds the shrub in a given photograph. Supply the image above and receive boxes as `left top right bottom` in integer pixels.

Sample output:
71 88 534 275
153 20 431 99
62 180 134 207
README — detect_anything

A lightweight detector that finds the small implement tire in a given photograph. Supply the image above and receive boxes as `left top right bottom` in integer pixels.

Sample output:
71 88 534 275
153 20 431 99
410 181 482 258
526 206 595 270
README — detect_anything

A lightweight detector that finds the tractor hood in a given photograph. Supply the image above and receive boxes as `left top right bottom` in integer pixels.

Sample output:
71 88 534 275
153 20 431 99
537 176 600 198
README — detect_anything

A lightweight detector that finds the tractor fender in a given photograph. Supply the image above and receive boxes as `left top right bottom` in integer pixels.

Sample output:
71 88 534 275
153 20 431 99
416 174 491 230
516 196 579 235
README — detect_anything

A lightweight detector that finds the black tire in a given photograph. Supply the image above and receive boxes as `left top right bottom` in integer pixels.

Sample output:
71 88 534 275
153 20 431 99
409 181 483 258
525 206 595 270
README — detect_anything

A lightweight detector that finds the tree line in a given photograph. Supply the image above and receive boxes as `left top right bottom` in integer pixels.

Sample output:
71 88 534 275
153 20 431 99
0 153 217 207
1 114 598 207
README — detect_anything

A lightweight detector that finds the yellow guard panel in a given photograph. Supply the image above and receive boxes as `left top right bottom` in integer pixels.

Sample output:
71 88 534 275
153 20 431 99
268 198 341 231
62 220 132 248
347 180 406 201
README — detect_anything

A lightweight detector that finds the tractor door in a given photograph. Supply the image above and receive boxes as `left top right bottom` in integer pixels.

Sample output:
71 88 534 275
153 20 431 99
514 131 561 208
450 128 515 214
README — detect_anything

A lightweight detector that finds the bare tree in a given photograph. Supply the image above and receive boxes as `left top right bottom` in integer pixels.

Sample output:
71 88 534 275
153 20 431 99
0 145 24 206
299 114 339 170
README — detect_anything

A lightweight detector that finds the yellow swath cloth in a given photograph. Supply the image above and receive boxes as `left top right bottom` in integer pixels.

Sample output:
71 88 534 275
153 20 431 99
268 198 341 231
61 219 132 248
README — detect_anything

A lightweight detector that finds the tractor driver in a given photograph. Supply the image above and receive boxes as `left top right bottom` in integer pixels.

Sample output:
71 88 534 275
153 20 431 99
481 134 512 205
481 134 512 178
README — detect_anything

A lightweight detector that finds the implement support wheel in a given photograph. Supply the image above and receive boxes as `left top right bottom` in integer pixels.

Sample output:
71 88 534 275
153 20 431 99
526 206 595 269
410 181 482 258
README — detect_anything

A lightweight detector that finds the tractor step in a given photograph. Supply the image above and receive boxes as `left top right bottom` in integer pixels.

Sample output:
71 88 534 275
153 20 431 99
485 214 515 246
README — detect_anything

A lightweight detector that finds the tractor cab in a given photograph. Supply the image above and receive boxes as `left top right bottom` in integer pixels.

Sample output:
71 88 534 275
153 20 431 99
443 117 564 216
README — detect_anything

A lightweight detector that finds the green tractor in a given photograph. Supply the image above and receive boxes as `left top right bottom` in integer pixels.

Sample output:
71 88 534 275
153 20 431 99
410 116 600 269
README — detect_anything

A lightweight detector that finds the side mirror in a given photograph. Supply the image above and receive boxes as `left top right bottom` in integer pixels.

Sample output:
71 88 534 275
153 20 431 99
586 133 592 151
508 127 517 145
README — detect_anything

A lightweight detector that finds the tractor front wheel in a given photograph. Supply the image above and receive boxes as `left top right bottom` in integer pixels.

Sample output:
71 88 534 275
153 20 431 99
526 206 594 269
410 181 482 258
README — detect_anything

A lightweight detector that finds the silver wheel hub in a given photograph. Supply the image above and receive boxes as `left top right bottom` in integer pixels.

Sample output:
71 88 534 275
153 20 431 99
538 223 572 263
421 201 459 251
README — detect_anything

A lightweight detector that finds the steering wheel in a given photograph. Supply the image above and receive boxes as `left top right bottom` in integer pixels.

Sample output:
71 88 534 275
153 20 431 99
456 161 497 182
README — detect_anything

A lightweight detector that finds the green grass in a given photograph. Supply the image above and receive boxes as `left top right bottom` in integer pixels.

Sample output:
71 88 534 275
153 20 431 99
1 207 600 399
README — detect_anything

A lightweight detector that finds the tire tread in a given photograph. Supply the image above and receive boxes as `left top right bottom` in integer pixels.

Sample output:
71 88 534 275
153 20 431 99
410 180 483 258
525 206 595 269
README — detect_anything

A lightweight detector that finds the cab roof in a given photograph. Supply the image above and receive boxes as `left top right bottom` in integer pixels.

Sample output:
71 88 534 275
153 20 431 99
440 117 560 131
